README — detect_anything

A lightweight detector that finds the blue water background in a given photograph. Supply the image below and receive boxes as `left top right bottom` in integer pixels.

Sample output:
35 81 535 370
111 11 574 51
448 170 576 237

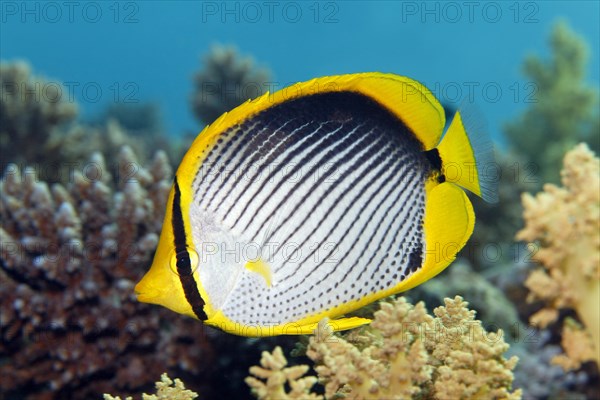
2 1 599 145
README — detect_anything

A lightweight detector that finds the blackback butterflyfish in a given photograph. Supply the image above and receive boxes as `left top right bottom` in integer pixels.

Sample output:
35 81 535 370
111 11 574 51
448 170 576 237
135 73 497 336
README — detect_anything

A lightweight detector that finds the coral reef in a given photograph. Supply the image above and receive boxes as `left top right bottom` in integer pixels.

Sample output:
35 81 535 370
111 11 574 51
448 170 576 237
247 296 521 399
0 61 78 166
0 61 186 184
246 347 322 400
44 120 151 182
417 262 520 337
104 373 198 400
81 103 193 166
456 28 600 393
508 331 589 400
190 45 272 126
462 152 538 270
504 21 600 185
43 118 190 183
94 102 164 137
465 19 598 283
0 147 217 399
517 143 600 370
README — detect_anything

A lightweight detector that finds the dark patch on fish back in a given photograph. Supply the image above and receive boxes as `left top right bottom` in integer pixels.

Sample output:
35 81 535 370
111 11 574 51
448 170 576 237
238 90 429 168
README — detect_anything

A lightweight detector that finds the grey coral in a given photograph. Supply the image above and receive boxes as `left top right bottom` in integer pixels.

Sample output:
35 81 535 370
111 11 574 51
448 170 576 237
190 45 272 125
0 61 78 166
0 147 216 398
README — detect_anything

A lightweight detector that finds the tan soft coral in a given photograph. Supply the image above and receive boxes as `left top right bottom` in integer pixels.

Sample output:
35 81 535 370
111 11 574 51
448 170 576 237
245 346 323 400
517 143 600 369
311 296 520 400
248 296 521 400
104 373 198 400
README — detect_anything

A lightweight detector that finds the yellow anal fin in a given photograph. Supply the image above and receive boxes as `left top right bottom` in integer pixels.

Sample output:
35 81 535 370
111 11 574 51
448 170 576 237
205 314 372 336
244 258 272 287
295 317 373 335
327 316 373 332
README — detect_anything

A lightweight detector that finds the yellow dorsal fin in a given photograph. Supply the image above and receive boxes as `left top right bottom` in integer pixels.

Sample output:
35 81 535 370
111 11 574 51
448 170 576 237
179 73 446 182
338 73 446 150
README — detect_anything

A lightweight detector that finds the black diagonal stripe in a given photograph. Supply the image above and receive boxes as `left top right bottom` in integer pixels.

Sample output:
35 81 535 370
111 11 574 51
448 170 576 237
282 151 412 289
172 177 207 321
272 135 392 264
280 144 402 289
202 121 273 209
193 122 246 199
206 119 301 212
243 122 368 241
337 167 421 284
226 121 348 230
351 173 424 284
194 120 260 204
213 121 310 217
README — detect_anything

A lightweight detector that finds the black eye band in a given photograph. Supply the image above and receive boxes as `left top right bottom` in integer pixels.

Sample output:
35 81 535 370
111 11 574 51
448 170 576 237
172 177 207 321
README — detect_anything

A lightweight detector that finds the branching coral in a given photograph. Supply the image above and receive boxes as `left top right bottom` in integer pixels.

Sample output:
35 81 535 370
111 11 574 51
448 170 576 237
0 61 184 185
104 373 198 400
418 262 521 337
509 332 588 399
0 147 215 398
517 143 600 370
247 296 521 399
44 119 153 179
246 346 323 400
504 21 599 185
462 152 538 270
190 45 272 125
97 102 164 137
0 61 78 166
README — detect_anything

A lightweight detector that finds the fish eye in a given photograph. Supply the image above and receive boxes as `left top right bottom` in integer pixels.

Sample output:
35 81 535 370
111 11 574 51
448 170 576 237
169 247 200 276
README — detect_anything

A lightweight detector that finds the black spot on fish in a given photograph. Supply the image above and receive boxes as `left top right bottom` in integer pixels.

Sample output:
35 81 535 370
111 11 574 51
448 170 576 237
425 148 446 183
424 148 442 171
408 248 423 273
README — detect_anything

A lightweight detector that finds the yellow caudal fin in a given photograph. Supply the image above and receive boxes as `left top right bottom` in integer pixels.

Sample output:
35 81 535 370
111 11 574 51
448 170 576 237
437 110 498 203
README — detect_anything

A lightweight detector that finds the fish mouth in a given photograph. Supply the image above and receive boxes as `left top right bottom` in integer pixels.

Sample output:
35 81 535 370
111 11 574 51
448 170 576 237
134 288 162 305
136 295 153 304
134 288 147 302
134 278 157 303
